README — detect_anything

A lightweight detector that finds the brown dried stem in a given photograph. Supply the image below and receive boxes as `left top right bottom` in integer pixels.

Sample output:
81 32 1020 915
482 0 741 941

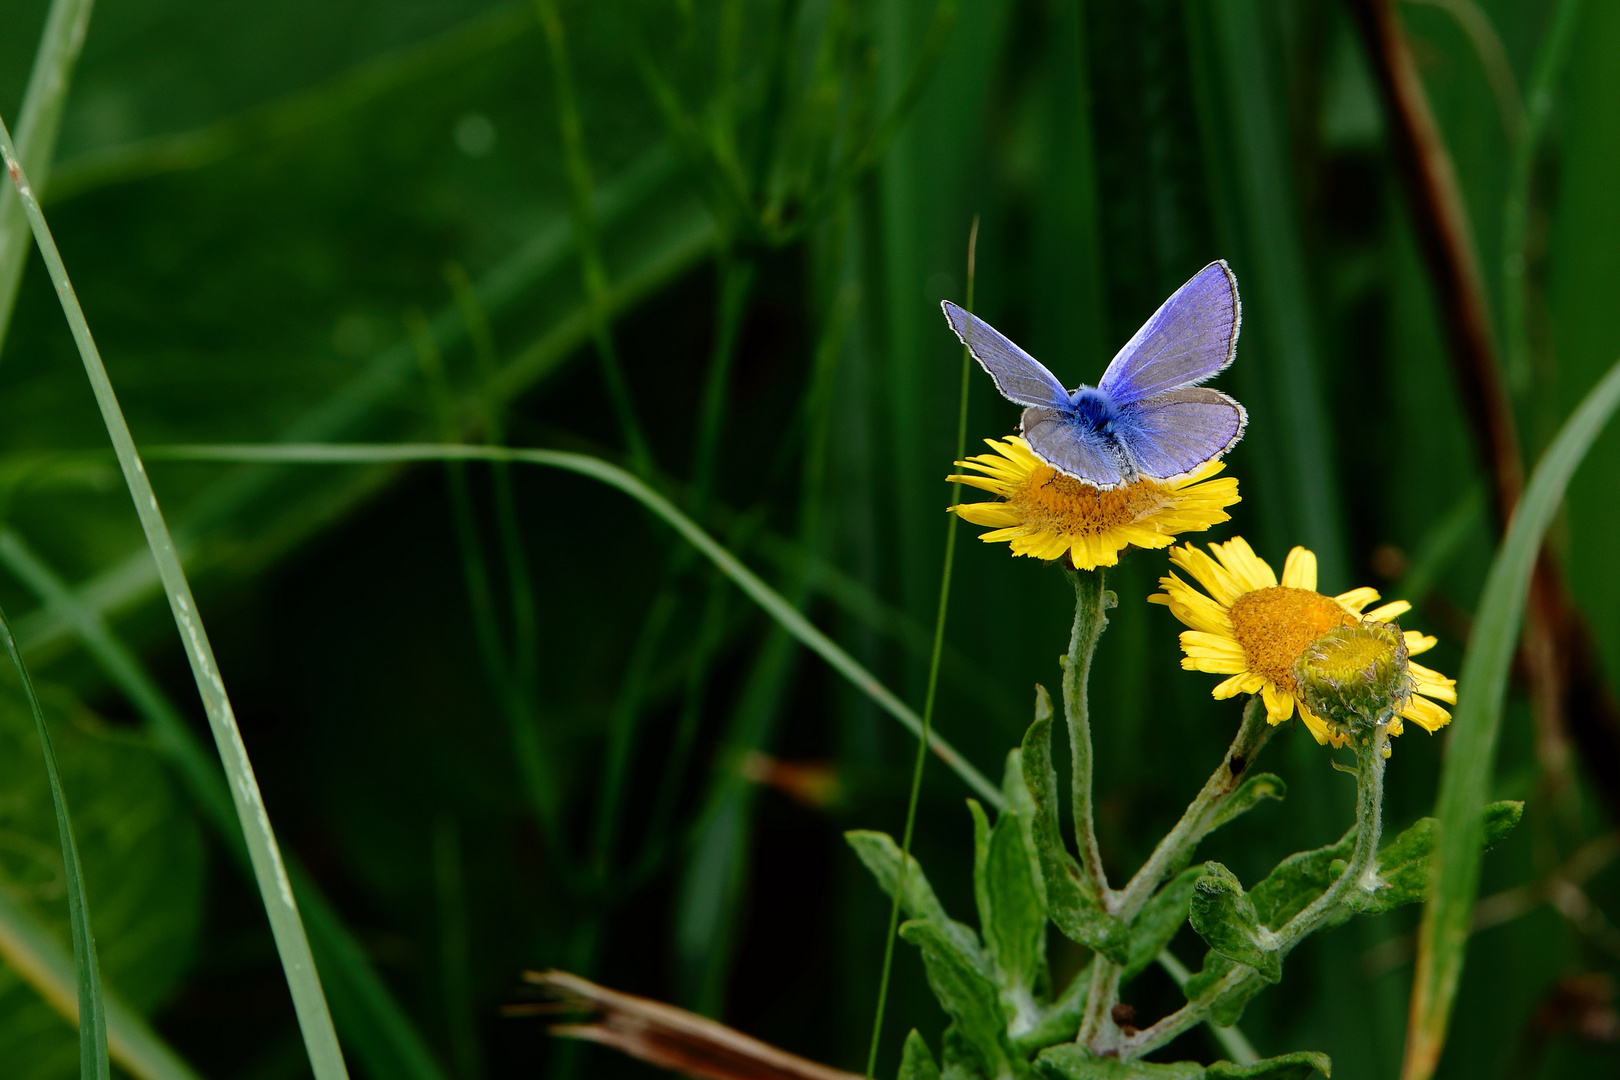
1345 0 1620 822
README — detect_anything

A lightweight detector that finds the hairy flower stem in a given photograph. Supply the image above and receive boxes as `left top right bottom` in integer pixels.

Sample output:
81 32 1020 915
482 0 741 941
1116 724 1390 1061
1114 696 1274 921
1285 726 1388 936
1063 568 1112 903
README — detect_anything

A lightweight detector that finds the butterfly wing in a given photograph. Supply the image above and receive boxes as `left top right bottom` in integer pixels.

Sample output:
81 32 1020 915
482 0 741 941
1097 261 1241 406
941 301 1070 409
1113 387 1247 479
1020 407 1131 487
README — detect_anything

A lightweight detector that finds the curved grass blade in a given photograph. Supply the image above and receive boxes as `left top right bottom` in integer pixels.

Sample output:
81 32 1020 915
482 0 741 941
0 0 96 348
0 529 454 1080
144 441 1004 809
0 117 350 1079
1403 355 1620 1080
0 887 201 1080
0 600 109 1080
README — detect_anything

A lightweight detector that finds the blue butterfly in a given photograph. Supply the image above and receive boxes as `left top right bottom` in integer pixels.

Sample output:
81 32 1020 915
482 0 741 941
941 260 1247 489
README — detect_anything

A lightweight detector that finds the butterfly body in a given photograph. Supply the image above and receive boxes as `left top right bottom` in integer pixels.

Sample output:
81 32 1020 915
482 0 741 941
941 260 1247 489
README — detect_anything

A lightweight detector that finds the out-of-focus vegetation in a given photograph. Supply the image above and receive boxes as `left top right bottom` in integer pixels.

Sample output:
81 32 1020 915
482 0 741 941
0 1 1617 1078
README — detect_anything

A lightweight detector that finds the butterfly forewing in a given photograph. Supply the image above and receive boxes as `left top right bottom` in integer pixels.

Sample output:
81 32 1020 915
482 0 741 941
941 301 1070 409
1114 388 1247 479
1096 261 1240 406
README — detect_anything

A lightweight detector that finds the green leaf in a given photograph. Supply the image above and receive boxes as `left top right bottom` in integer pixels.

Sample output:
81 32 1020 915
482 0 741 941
1207 773 1287 834
1188 863 1280 983
1412 356 1620 1072
899 920 1013 1080
981 804 1049 1006
1020 715 1127 962
1123 867 1202 984
845 830 984 962
1206 1050 1331 1079
1343 801 1523 916
1248 832 1355 931
1036 1044 1204 1079
899 1030 942 1080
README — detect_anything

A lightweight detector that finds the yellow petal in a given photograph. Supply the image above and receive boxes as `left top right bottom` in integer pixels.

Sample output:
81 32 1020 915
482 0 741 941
1335 587 1380 613
1365 600 1412 623
1261 682 1296 722
1281 547 1318 591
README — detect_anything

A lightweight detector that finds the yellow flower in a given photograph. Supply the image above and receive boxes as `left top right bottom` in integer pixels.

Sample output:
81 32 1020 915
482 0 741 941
1150 537 1456 747
946 437 1240 570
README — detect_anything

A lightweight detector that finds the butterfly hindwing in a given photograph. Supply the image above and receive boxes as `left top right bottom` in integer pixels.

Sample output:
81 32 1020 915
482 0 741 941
1097 261 1240 406
1114 387 1247 480
1020 407 1130 487
941 301 1070 409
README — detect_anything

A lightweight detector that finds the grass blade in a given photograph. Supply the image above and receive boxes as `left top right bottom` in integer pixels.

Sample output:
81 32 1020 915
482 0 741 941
1402 355 1620 1080
0 888 200 1080
0 0 95 347
0 117 350 1079
0 599 108 1079
145 440 1005 809
0 529 454 1080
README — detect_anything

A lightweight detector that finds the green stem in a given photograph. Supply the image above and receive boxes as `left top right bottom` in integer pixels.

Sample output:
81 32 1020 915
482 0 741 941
1114 697 1274 921
0 115 350 1079
1063 568 1112 903
865 223 978 1078
1117 723 1390 1061
1281 727 1388 942
0 601 109 1080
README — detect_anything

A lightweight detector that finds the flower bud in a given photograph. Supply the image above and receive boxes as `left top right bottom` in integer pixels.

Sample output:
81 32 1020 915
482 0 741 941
1292 621 1413 737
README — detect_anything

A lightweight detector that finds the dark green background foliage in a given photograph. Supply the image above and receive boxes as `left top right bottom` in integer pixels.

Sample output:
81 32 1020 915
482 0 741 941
0 1 1616 1078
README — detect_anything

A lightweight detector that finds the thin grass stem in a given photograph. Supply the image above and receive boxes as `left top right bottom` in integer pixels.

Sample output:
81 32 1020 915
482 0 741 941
865 218 978 1078
433 817 483 1080
444 263 542 710
0 116 350 1080
0 600 108 1080
533 0 655 475
409 312 564 855
1500 0 1584 391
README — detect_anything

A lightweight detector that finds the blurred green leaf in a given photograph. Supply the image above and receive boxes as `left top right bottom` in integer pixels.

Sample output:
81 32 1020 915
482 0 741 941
0 683 202 1080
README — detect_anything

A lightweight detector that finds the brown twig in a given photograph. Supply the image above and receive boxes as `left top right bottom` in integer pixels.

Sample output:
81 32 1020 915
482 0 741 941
1345 0 1620 823
519 970 863 1080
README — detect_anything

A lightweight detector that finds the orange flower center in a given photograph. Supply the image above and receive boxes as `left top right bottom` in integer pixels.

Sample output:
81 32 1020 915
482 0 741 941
1227 586 1355 693
1009 465 1173 537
